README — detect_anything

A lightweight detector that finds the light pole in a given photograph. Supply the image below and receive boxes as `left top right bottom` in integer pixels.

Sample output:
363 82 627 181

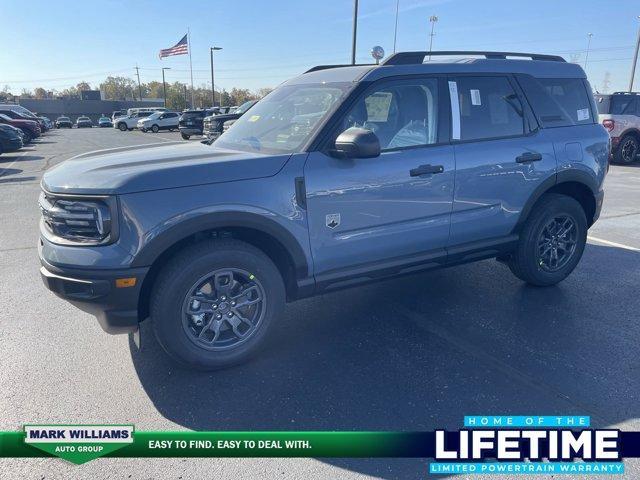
210 46 222 107
351 0 359 64
161 67 170 108
584 33 593 72
629 16 640 92
428 15 438 60
393 0 400 53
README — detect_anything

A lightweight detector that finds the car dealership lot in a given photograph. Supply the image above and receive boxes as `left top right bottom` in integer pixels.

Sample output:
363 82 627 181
0 128 639 479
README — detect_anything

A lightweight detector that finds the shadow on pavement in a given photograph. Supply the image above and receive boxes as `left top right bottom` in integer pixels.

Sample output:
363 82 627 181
130 244 640 479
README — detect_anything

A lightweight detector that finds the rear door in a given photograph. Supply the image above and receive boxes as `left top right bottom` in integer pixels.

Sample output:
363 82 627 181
305 76 455 279
447 75 556 247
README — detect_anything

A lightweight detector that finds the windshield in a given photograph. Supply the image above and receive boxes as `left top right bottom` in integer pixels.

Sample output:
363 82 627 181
215 82 351 154
58 117 70 121
237 100 256 114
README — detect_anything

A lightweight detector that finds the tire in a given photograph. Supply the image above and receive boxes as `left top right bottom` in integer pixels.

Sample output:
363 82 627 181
613 135 639 165
150 239 285 370
181 133 190 140
21 130 32 144
118 122 127 132
151 124 159 133
507 193 587 286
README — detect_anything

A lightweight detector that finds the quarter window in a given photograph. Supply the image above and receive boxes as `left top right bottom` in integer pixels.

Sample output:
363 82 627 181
342 78 439 150
453 76 524 141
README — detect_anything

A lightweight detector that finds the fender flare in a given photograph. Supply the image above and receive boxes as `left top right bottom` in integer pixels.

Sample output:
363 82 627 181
514 170 598 231
130 210 309 279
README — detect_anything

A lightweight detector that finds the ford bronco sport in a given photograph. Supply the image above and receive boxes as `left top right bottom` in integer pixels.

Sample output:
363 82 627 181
39 51 608 369
595 91 640 164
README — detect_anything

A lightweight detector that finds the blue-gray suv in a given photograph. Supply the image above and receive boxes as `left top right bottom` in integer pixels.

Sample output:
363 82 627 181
39 51 608 369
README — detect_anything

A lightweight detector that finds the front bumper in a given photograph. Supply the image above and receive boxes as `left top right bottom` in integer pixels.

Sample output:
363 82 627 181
40 257 149 334
1 138 23 151
593 189 605 224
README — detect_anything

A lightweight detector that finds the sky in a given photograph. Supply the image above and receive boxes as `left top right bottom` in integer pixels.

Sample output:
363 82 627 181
1 0 639 95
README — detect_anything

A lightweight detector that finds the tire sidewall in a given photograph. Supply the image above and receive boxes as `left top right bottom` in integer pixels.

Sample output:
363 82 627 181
152 124 159 133
118 123 127 131
152 243 284 369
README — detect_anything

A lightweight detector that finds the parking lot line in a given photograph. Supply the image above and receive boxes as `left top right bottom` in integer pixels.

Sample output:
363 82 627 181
0 149 29 178
587 236 640 252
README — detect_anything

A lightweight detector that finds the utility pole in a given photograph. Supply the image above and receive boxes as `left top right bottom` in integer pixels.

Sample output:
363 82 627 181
210 46 222 107
584 33 593 72
629 16 640 92
428 15 438 61
134 65 142 101
351 0 358 64
162 67 171 108
393 0 400 53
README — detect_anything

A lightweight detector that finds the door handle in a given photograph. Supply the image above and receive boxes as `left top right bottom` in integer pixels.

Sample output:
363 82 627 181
410 164 444 176
516 152 543 163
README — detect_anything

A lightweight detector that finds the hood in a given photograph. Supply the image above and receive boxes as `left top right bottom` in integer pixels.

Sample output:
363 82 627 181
6 118 39 128
42 142 291 195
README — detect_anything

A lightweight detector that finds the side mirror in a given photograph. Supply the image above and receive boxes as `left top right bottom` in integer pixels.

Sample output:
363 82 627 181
333 127 381 159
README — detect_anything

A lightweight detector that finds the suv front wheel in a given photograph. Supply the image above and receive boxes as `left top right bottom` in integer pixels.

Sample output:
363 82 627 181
150 239 285 369
507 193 587 286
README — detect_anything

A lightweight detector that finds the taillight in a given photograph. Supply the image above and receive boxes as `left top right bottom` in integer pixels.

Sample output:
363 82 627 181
602 119 615 132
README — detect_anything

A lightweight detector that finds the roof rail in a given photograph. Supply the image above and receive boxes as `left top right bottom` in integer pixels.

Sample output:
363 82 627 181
381 51 566 66
612 91 640 95
305 63 375 73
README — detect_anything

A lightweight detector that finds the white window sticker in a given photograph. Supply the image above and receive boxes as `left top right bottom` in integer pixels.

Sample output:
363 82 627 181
448 81 461 140
470 89 482 106
577 108 590 121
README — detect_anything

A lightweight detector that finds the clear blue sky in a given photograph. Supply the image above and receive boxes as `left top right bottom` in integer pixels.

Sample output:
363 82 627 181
1 0 639 94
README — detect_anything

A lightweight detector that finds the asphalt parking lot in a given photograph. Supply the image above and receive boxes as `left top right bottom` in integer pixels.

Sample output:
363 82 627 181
0 127 639 479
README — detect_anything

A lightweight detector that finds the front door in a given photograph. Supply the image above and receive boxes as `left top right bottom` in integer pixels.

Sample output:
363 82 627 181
304 76 455 280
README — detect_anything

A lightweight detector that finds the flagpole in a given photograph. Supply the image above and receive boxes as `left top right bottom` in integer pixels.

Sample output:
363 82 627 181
188 28 194 107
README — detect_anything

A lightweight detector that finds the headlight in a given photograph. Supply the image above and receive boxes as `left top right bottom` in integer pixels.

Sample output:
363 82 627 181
39 191 118 245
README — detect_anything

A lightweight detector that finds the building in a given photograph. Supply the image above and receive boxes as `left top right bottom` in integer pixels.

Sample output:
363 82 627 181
17 98 164 123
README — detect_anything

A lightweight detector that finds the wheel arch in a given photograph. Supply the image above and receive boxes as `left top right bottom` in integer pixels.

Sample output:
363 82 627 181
515 171 599 233
618 127 640 143
134 211 312 320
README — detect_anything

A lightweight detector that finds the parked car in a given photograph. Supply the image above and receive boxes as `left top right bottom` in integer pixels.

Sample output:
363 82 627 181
98 116 113 128
76 116 93 128
39 51 608 370
203 100 257 140
138 111 180 133
0 104 47 131
111 110 128 122
595 91 640 164
0 108 46 134
0 113 41 143
37 116 53 130
178 109 215 139
0 124 24 155
114 112 152 131
55 116 73 129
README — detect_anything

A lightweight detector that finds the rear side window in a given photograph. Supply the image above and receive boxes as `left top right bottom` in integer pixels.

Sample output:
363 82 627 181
518 76 593 127
453 76 524 141
610 95 638 115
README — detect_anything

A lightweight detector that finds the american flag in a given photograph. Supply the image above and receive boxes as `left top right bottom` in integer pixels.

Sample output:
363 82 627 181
159 34 188 59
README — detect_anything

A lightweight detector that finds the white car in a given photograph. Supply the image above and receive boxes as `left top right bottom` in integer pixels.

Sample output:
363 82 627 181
137 111 180 133
114 112 153 131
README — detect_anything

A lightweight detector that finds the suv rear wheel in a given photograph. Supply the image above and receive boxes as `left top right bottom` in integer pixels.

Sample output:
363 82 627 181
150 239 285 369
613 135 639 164
507 193 587 286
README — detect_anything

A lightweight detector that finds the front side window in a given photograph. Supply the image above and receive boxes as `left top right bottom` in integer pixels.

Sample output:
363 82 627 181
216 82 351 154
454 76 524 141
341 78 439 150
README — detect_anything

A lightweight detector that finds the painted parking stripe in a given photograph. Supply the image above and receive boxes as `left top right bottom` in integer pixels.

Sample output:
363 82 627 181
587 236 640 252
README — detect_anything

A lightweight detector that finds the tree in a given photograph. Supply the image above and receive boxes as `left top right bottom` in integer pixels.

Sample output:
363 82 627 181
228 88 256 106
76 81 91 91
255 87 273 98
100 76 137 100
33 88 48 99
